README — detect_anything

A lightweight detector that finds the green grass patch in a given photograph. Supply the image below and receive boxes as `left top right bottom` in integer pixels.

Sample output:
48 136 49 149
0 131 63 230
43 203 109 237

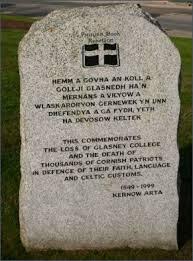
1 26 192 260
0 14 37 23
171 37 192 148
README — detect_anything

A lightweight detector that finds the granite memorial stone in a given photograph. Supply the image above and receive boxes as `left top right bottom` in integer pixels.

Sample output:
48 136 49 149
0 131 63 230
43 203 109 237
19 4 181 251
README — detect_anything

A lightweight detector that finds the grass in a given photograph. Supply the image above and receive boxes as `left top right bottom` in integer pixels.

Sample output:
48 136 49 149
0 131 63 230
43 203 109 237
1 18 192 260
1 14 37 23
170 38 192 150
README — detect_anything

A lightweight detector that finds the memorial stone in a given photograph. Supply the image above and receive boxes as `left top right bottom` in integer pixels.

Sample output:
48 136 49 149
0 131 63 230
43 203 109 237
19 4 181 251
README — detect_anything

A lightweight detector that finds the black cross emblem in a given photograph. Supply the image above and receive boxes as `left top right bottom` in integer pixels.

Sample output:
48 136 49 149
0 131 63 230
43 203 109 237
82 43 120 67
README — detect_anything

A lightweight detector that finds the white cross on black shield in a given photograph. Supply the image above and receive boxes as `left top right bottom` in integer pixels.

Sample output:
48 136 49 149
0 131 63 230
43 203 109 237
82 43 120 67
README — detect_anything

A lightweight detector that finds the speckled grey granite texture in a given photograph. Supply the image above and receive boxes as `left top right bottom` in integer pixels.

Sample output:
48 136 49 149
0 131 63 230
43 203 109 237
19 4 181 251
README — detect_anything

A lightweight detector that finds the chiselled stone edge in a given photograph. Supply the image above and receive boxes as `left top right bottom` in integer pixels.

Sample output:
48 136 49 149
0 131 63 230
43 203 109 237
19 115 30 249
171 38 181 250
176 70 182 250
168 45 181 250
137 4 166 34
18 47 33 250
176 75 182 251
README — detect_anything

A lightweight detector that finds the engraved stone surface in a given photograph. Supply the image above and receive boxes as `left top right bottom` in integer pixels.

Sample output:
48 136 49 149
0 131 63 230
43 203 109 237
19 4 181 251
